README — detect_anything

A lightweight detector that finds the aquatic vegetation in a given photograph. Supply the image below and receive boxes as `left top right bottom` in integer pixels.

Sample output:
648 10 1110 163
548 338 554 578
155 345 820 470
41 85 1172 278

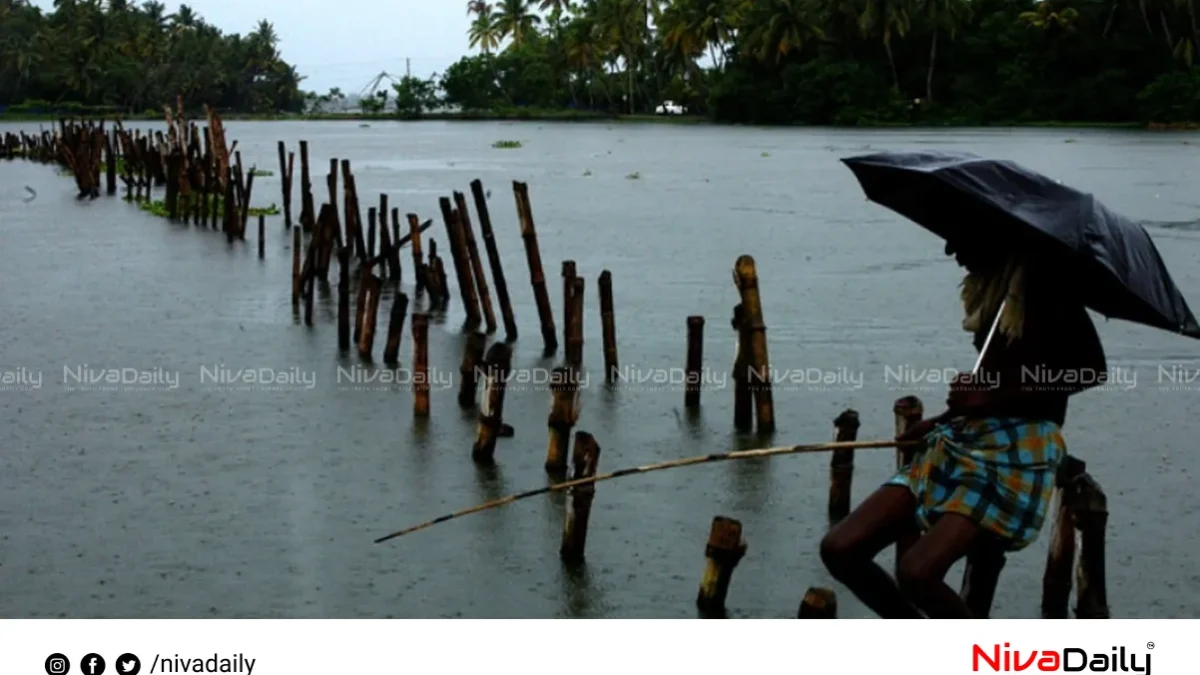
625 171 641 180
582 169 592 176
128 195 280 219
249 168 274 177
761 151 771 157
492 140 522 149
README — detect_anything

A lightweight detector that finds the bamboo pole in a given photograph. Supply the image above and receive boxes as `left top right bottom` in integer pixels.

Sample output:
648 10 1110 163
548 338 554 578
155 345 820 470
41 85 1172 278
560 431 601 564
413 313 431 418
733 255 774 434
731 304 752 431
545 366 582 474
382 292 410 365
562 260 577 353
299 140 313 232
472 343 513 464
338 247 351 351
685 316 705 408
454 191 497 334
457 332 487 408
439 198 482 327
374 438 912 543
598 270 618 382
512 181 557 353
1041 456 1081 619
696 516 746 615
470 179 517 342
358 271 382 360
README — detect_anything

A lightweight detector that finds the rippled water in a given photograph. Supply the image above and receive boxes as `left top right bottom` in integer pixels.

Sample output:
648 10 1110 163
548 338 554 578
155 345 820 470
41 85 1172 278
2 120 1199 618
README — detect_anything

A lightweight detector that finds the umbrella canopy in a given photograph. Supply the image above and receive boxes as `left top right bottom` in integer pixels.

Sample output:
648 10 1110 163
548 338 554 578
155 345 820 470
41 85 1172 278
842 150 1200 340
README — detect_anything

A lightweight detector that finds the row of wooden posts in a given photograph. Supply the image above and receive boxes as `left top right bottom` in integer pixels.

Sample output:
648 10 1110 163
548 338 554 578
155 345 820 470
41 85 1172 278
5 113 1108 619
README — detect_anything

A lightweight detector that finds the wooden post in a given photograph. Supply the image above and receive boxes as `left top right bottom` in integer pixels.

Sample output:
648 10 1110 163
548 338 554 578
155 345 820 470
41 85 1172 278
545 366 581 475
685 316 705 408
731 304 752 431
797 587 837 618
358 272 382 360
367 207 377 260
412 313 431 418
1041 456 1083 619
257 214 265 259
407 213 425 296
566 277 585 368
470 179 517 342
337 247 351 351
1073 472 1109 619
277 141 293 228
291 227 302 309
560 431 601 564
354 265 370 346
598 270 619 383
439 198 482 328
732 255 774 434
454 191 497 334
696 516 747 615
562 260 577 352
382 292 410 365
457 332 487 408
827 409 860 523
512 181 557 353
472 343 513 463
892 395 924 576
298 140 314 232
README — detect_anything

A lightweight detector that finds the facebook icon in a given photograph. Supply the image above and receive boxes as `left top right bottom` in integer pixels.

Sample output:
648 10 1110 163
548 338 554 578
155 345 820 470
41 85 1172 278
80 654 106 675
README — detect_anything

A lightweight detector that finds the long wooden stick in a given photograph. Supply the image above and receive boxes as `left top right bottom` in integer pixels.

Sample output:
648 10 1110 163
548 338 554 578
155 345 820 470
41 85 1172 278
374 438 914 544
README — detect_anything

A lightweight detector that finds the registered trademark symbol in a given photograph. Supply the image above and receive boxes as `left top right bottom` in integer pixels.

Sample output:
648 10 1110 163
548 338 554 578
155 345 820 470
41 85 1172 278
1147 642 1155 650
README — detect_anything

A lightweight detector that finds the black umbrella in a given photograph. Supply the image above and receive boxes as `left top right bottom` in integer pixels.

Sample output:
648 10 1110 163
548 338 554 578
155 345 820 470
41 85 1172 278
841 150 1200 340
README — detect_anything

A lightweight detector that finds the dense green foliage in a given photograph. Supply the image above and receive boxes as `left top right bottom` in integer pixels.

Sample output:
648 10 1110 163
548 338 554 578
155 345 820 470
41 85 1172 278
428 0 1200 124
0 0 304 114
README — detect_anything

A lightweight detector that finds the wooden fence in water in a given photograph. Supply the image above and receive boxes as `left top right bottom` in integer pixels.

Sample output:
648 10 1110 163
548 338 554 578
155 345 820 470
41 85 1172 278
1 105 1110 619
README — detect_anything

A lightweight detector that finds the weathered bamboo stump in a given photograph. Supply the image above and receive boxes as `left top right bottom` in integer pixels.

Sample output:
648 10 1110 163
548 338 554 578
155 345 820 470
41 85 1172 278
358 272 382 360
560 431 601 564
562 260 577 352
298 140 314 232
598 270 619 382
1042 455 1084 618
439 197 482 328
797 587 837 618
566 276 585 368
472 343 513 463
513 181 557 354
696 516 747 615
457 332 487 408
731 304 752 431
471 179 517 342
412 313 431 418
732 255 774 434
257 214 265 259
1073 471 1109 619
685 316 705 408
827 409 860 523
454 191 497 334
382 292 410 365
545 366 582 475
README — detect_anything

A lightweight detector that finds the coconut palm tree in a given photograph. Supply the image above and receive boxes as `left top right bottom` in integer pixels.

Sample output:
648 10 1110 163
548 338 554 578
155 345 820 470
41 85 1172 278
469 6 502 52
494 0 542 44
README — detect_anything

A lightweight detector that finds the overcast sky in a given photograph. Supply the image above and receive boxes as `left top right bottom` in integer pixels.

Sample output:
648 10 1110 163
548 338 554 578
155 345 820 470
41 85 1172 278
33 0 475 94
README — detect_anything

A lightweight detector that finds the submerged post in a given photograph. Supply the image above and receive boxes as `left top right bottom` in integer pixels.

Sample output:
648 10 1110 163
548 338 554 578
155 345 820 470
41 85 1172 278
827 409 860 523
472 343 513 464
732 255 774 434
382 292 410 365
457 332 487 408
797 588 837 618
512 181 557 354
560 431 601 564
566 276 585 368
412 313 430 418
696 516 747 616
545 366 581 475
684 316 705 408
562 260 577 352
598 270 619 383
731 304 752 432
471 179 517 342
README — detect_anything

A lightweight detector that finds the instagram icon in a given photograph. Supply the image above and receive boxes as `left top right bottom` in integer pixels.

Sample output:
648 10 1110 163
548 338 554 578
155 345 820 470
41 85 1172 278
45 653 71 675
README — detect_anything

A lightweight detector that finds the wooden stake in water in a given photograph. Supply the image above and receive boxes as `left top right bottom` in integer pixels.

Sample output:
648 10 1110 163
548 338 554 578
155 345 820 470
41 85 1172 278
562 260 577 352
545 366 581 475
827 409 860 523
412 313 431 418
470 179 517 342
566 276 585 368
598 271 619 382
560 431 601 564
454 190 497 334
338 247 351 351
382 292 410 365
512 181 557 354
358 271 382 360
696 516 747 615
685 316 705 408
257 214 265 259
457 332 487 408
733 255 774 434
472 343 513 464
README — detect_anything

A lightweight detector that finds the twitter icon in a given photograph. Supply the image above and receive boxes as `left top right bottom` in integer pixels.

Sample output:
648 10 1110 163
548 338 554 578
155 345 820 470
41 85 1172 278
114 654 141 675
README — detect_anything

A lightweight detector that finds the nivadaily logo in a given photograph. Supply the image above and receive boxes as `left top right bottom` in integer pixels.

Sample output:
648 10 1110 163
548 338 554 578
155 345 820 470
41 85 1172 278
973 643 1150 673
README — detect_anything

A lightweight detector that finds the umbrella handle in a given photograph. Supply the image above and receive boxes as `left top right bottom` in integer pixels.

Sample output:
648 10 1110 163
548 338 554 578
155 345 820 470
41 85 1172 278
972 299 1006 375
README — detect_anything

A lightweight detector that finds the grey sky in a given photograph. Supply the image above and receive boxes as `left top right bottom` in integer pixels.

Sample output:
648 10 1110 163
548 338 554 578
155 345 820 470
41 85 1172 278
34 0 475 94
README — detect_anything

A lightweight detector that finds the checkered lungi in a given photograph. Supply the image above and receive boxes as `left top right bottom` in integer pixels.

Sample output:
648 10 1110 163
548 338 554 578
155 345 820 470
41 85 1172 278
887 416 1065 551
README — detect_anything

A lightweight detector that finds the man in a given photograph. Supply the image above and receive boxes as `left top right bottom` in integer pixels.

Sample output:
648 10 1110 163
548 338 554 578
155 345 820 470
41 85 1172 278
819 241 1107 618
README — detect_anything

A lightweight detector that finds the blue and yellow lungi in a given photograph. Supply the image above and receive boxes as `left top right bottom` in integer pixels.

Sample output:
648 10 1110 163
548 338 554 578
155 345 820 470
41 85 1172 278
887 417 1064 551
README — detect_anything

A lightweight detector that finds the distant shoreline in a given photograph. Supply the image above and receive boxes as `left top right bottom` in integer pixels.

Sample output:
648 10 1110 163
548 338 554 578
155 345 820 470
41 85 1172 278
3 109 1197 131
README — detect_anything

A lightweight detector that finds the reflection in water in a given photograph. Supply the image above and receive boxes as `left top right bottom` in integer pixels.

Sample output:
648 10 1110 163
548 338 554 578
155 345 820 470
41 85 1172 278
559 561 604 618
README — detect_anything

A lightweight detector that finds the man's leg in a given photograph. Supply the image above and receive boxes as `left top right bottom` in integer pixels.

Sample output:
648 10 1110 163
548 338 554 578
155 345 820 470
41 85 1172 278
895 512 981 618
820 485 923 619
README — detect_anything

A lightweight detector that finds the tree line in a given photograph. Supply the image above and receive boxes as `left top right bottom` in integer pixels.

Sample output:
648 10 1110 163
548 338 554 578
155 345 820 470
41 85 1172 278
389 0 1200 124
0 0 304 114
